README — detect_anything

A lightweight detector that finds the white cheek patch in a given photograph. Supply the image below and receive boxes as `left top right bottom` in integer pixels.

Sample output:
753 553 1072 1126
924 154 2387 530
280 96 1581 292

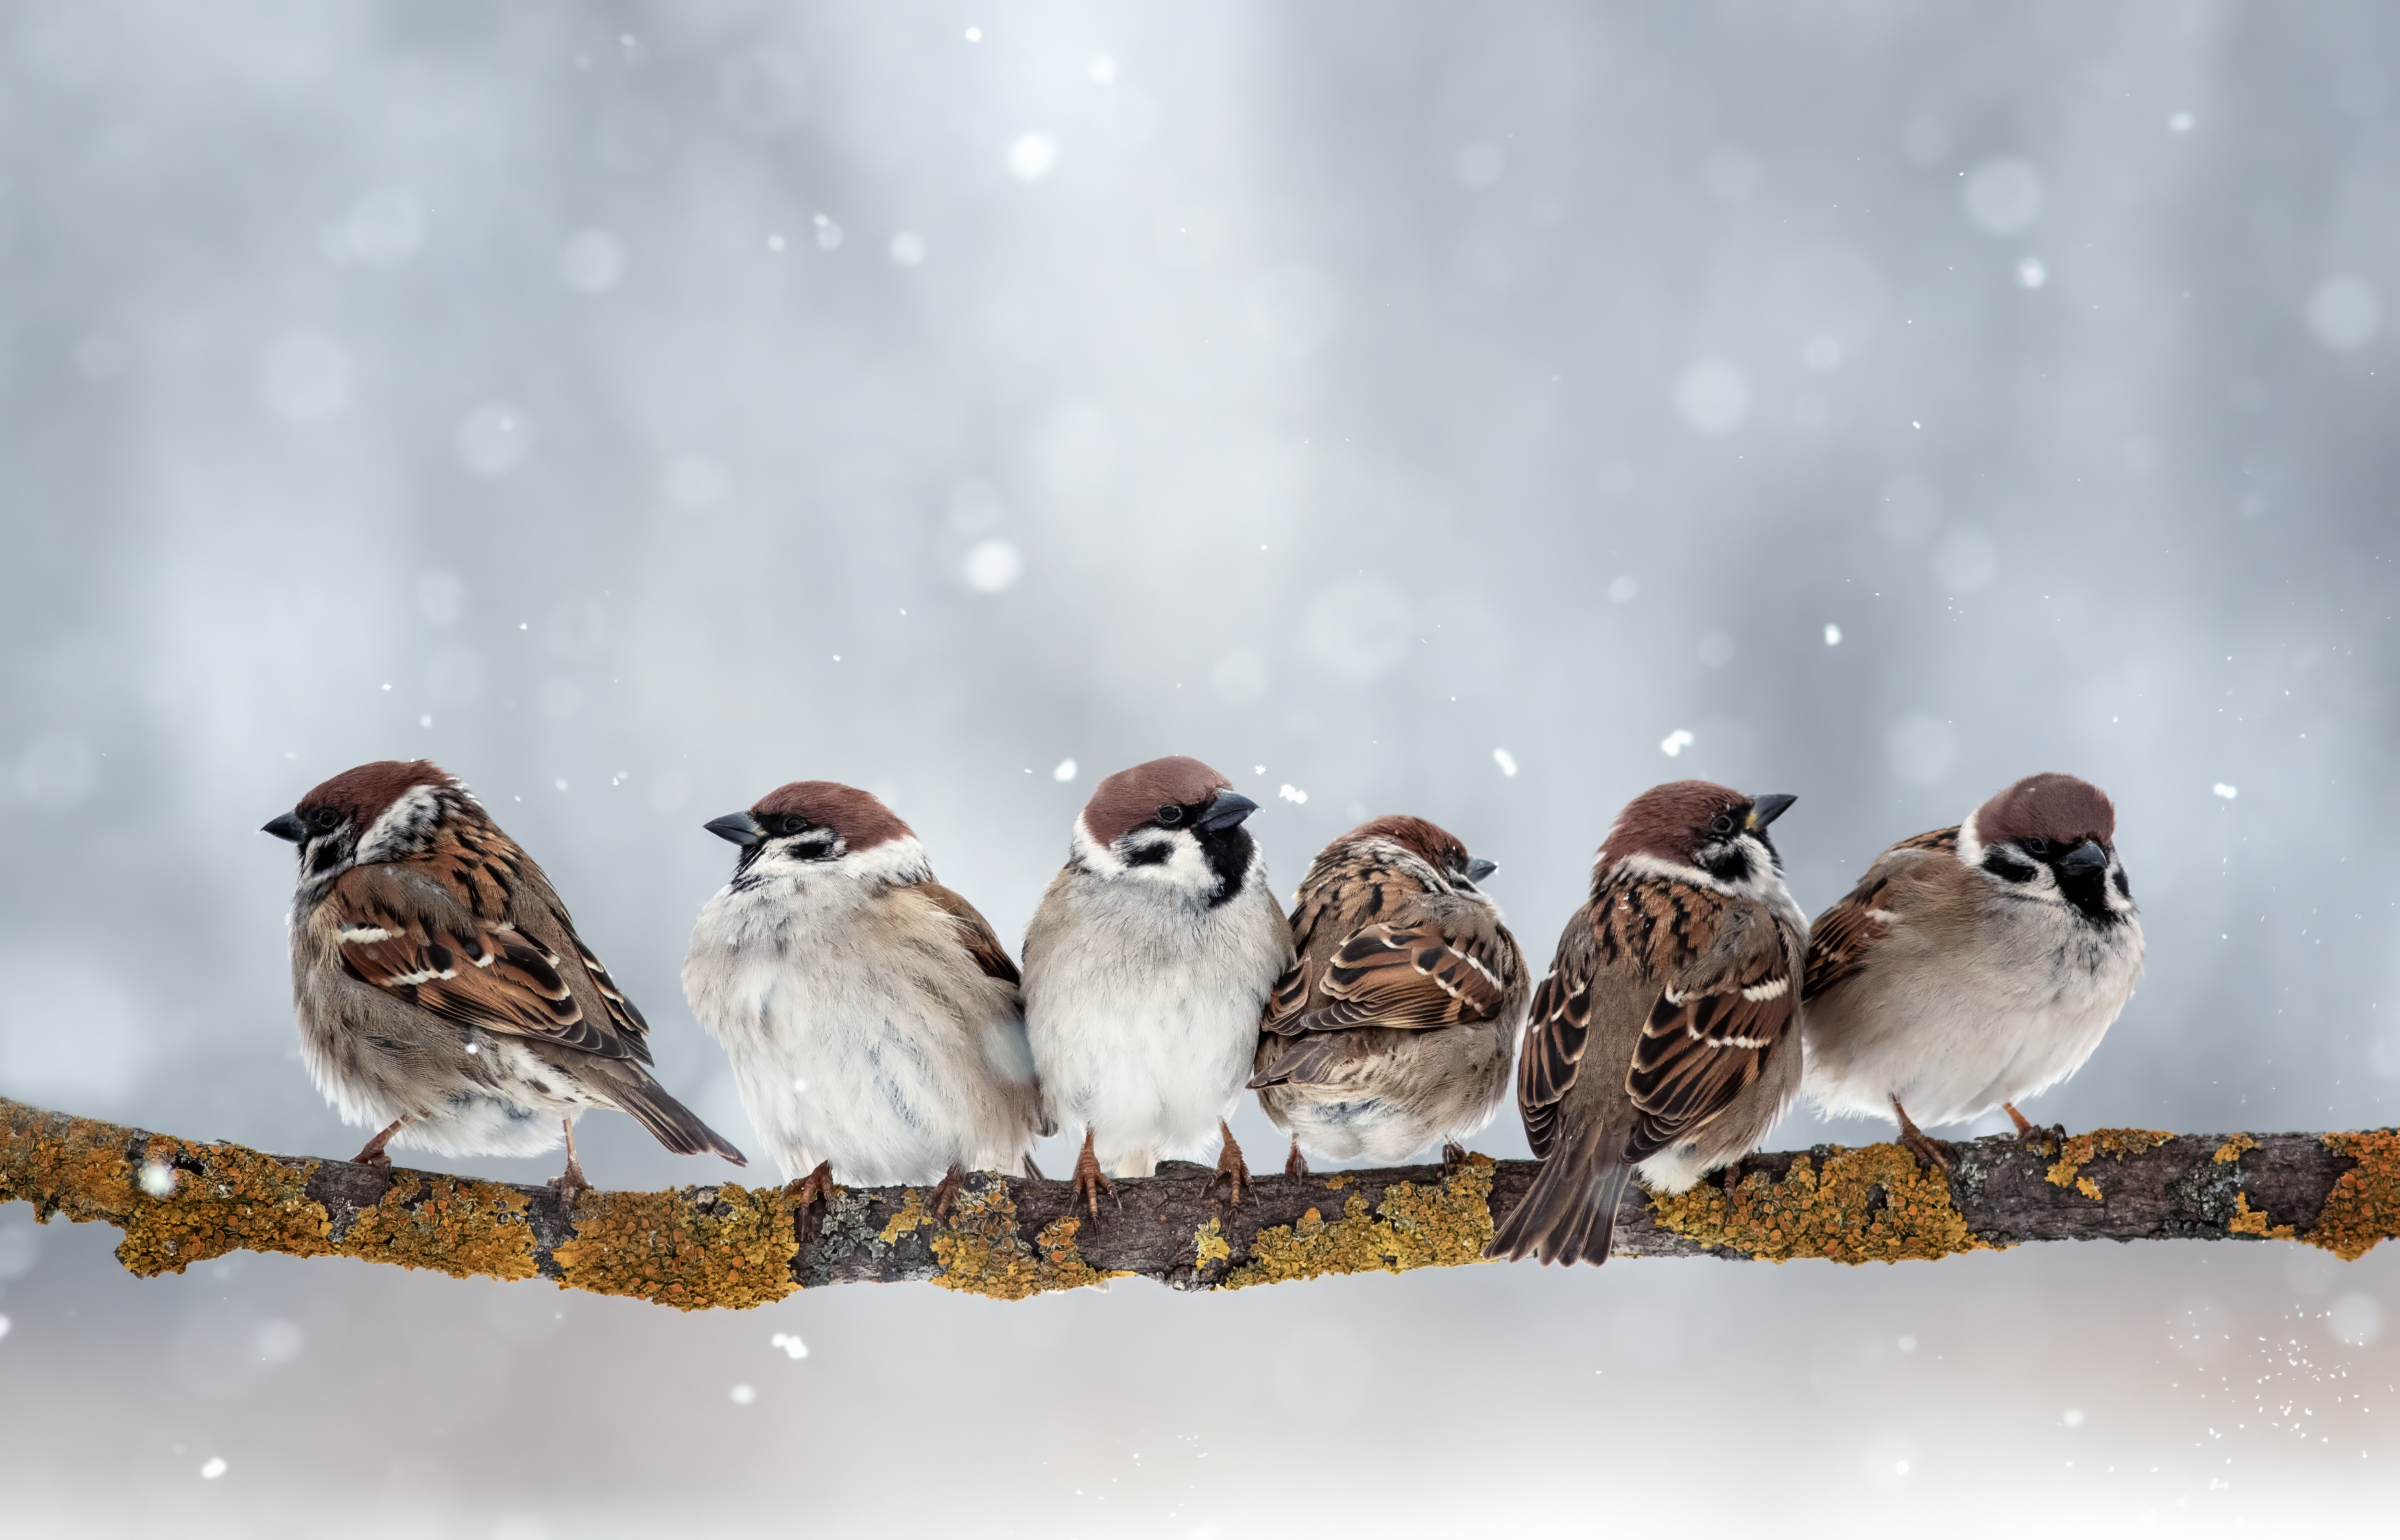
357 783 447 865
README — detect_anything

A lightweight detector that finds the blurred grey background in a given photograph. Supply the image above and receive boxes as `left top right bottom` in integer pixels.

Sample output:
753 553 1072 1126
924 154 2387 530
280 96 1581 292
3 1 2397 1532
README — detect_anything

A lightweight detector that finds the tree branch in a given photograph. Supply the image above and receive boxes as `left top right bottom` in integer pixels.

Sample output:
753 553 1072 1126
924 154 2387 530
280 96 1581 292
4 1094 2395 1308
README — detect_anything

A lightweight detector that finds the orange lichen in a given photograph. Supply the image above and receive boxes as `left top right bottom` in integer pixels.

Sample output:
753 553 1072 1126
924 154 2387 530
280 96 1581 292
1192 1217 1230 1272
878 1189 931 1245
2304 1130 2400 1262
1221 1155 1495 1288
1649 1144 1996 1264
2044 1127 2174 1201
2228 1191 2295 1240
2213 1134 2259 1165
551 1183 801 1310
926 1183 1125 1299
337 1172 539 1281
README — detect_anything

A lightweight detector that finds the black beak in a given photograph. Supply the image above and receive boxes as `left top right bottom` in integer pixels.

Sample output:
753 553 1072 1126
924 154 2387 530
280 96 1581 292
2057 838 2109 876
1194 791 1260 832
705 811 767 847
262 811 307 843
1463 857 1498 883
1746 793 1797 831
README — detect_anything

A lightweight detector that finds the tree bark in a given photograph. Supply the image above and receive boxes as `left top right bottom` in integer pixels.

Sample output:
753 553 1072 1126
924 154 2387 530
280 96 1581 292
4 1094 2395 1309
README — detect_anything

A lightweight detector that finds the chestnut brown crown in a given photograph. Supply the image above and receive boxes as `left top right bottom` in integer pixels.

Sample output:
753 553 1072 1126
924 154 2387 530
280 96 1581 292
1596 780 1760 869
294 760 459 830
1973 772 2116 852
1081 755 1234 845
750 781 915 851
1343 814 1471 871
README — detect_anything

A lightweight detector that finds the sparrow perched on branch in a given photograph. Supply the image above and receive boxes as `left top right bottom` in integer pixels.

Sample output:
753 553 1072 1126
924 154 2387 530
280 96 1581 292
1249 816 1528 1175
682 781 1047 1220
1023 756 1292 1215
263 760 743 1204
1801 772 2144 1166
1487 782 1804 1267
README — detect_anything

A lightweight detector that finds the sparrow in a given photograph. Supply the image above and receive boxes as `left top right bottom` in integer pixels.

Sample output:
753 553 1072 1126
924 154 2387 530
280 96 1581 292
1487 781 1804 1267
681 781 1048 1221
1022 755 1292 1215
263 760 743 1205
1801 771 2144 1166
1248 816 1528 1175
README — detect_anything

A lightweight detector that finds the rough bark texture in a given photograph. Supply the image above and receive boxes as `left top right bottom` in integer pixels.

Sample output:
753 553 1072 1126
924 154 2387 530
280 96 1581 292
3 1094 2395 1308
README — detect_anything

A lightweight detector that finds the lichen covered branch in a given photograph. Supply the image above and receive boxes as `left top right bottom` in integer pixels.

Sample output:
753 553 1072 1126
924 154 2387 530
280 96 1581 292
3 1094 2395 1310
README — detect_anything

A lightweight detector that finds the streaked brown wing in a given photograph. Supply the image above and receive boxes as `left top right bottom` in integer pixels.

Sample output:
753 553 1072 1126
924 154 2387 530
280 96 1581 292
328 865 625 1055
917 880 1023 987
1516 967 1594 1162
1801 826 1956 1002
1623 943 1792 1162
1274 921 1515 1034
558 917 656 1064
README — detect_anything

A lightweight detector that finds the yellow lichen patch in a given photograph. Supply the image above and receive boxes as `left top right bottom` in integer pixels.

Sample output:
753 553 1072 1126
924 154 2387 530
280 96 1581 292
878 1189 931 1244
1221 1155 1496 1289
1649 1144 1995 1265
2044 1127 2174 1200
112 1133 336 1277
1193 1217 1229 1271
336 1173 539 1282
552 1184 801 1311
926 1185 1126 1300
2228 1191 2294 1240
1323 1175 1353 1190
2305 1131 2400 1262
2213 1133 2259 1165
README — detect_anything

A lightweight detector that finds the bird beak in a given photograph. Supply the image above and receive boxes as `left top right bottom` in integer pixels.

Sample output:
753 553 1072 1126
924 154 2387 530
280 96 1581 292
262 811 307 843
1194 790 1260 832
2057 838 2109 875
1464 857 1498 882
1745 793 1797 831
705 811 768 847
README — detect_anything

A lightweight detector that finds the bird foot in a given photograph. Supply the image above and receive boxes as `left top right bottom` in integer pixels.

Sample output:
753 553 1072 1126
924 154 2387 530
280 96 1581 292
1207 1120 1250 1205
1720 1159 1745 1195
928 1164 966 1224
786 1161 835 1244
1898 1125 1956 1173
547 1157 590 1215
1285 1138 1311 1181
1070 1137 1118 1220
2004 1103 2066 1152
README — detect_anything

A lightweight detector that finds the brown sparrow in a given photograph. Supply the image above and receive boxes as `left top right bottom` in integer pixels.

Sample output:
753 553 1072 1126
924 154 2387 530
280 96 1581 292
1022 756 1293 1215
1801 771 2144 1166
682 781 1048 1221
1487 781 1804 1266
263 760 743 1203
1249 815 1528 1175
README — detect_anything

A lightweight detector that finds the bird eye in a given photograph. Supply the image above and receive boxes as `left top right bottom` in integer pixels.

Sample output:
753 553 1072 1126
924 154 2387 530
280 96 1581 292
2020 836 2051 857
310 808 341 831
1709 813 1735 837
778 816 808 837
1156 804 1184 826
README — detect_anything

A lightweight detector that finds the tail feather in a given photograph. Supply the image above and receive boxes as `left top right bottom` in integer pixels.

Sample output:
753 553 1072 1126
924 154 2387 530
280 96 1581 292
607 1069 747 1167
1486 1138 1632 1267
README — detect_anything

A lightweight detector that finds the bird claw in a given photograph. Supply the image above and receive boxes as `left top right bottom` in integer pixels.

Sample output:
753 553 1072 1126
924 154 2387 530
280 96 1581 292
1441 1141 1469 1175
787 1161 835 1245
1720 1159 1745 1195
1899 1127 1956 1173
1285 1139 1311 1181
1207 1120 1250 1205
928 1164 965 1224
547 1159 589 1215
1070 1142 1117 1220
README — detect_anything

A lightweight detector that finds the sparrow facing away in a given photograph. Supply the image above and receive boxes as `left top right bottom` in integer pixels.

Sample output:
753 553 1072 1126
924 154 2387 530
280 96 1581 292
1487 782 1805 1267
1022 755 1293 1215
682 781 1048 1220
1249 815 1529 1175
264 760 743 1203
1801 771 2144 1166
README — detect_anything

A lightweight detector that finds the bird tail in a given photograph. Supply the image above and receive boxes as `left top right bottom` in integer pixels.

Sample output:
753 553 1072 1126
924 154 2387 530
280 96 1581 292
608 1068 747 1167
1485 1135 1632 1267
